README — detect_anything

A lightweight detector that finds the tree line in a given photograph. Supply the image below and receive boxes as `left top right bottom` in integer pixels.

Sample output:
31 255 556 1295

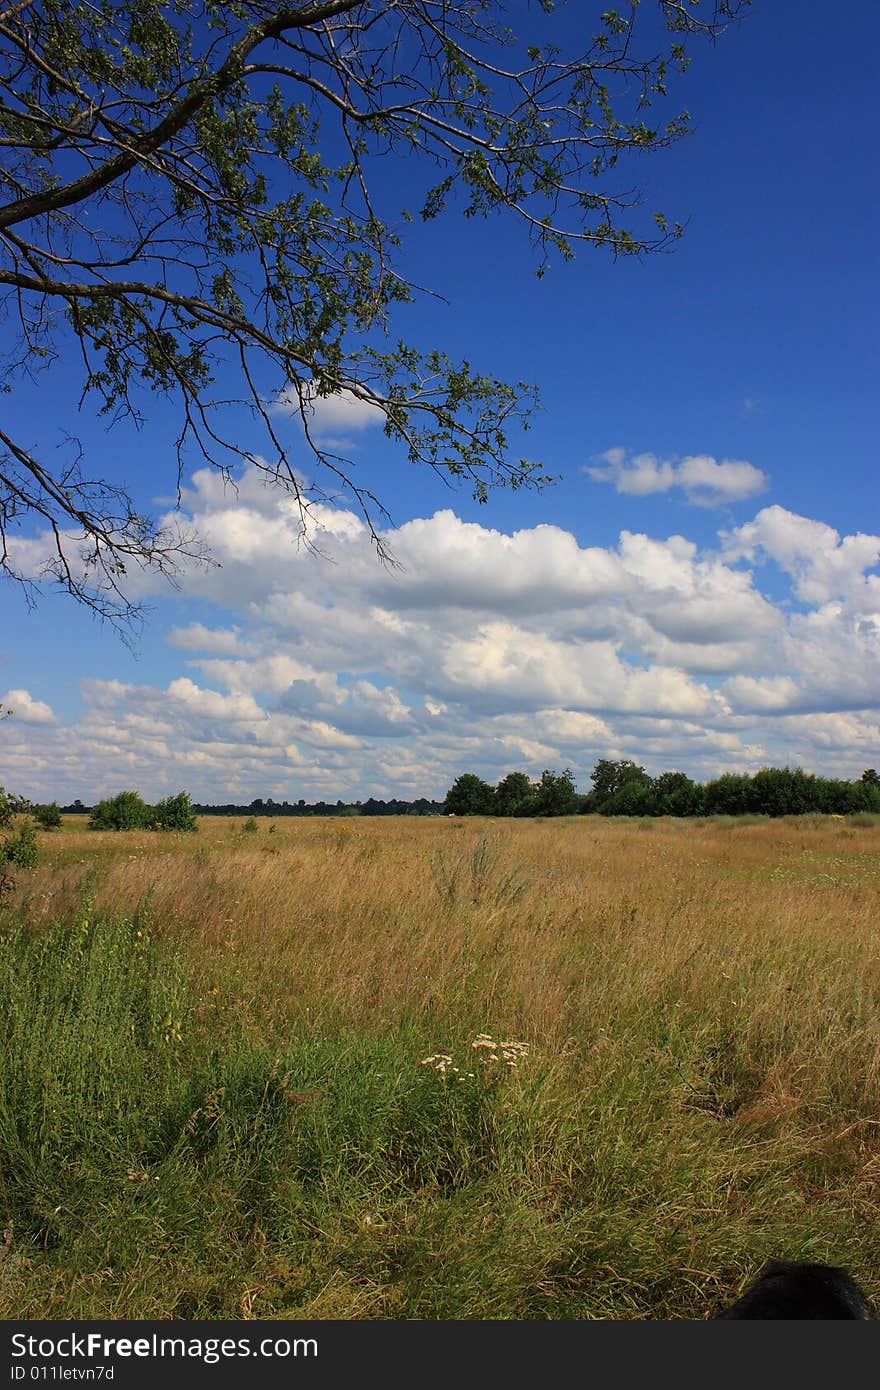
5 767 879 851
56 795 446 820
443 764 880 818
187 797 445 818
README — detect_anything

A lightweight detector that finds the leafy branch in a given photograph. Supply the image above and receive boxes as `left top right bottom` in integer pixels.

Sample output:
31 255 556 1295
0 0 748 629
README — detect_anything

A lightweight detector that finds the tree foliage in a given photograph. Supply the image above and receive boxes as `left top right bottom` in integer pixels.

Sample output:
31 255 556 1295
443 760 880 820
87 787 201 829
152 790 198 831
1 716 38 872
443 772 495 816
494 770 536 818
586 757 651 811
651 769 700 817
88 789 153 830
1 0 747 628
1 818 38 867
33 801 63 829
0 783 29 830
442 766 578 817
533 766 577 817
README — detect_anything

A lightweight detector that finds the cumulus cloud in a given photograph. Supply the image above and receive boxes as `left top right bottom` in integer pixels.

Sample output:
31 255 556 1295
5 467 880 802
272 383 385 443
586 448 768 507
166 677 268 724
723 505 880 609
439 622 724 719
722 674 802 713
1 688 57 725
167 623 254 656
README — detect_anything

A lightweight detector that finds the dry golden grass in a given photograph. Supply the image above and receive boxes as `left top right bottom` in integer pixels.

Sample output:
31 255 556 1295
27 811 880 1042
6 811 880 1318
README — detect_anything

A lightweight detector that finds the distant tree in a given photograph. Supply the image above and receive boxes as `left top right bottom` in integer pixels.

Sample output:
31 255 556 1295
152 791 198 832
601 780 658 817
652 770 701 817
495 772 537 818
861 770 880 786
443 774 496 817
533 768 578 818
32 802 63 830
586 759 652 811
847 778 880 813
746 767 814 817
807 776 847 815
89 790 153 831
702 773 752 816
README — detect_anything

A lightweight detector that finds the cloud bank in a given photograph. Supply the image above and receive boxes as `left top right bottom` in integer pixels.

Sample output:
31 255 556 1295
3 470 878 803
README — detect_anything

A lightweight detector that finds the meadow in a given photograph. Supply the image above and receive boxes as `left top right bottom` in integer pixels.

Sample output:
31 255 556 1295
2 811 880 1319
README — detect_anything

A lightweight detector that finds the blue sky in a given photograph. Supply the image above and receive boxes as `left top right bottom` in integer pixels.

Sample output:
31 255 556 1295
2 0 878 804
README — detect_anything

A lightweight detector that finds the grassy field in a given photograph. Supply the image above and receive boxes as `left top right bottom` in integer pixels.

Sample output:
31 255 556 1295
2 811 880 1319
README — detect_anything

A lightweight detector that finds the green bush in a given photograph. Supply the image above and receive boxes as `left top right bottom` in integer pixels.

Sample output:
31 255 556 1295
1 820 38 868
242 817 259 833
33 802 62 831
0 786 29 830
89 791 153 831
152 791 198 833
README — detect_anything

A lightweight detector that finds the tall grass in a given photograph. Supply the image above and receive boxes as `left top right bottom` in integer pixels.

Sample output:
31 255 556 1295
2 814 880 1317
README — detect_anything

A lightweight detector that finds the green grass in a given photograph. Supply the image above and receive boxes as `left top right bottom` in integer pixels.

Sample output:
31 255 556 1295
3 870 880 1319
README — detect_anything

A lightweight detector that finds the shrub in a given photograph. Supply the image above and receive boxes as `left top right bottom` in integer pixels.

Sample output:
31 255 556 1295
0 786 29 829
89 791 153 831
1 820 38 868
33 802 62 830
152 791 198 833
242 817 259 834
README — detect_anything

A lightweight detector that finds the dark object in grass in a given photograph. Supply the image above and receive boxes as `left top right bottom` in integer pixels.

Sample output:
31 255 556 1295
715 1261 872 1319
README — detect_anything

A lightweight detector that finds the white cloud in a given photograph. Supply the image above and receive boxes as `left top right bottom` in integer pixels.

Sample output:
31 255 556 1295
273 383 385 441
167 623 254 655
1 688 57 725
439 622 723 718
5 469 880 802
722 674 802 713
723 505 880 609
587 450 676 496
166 677 268 724
587 448 768 507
